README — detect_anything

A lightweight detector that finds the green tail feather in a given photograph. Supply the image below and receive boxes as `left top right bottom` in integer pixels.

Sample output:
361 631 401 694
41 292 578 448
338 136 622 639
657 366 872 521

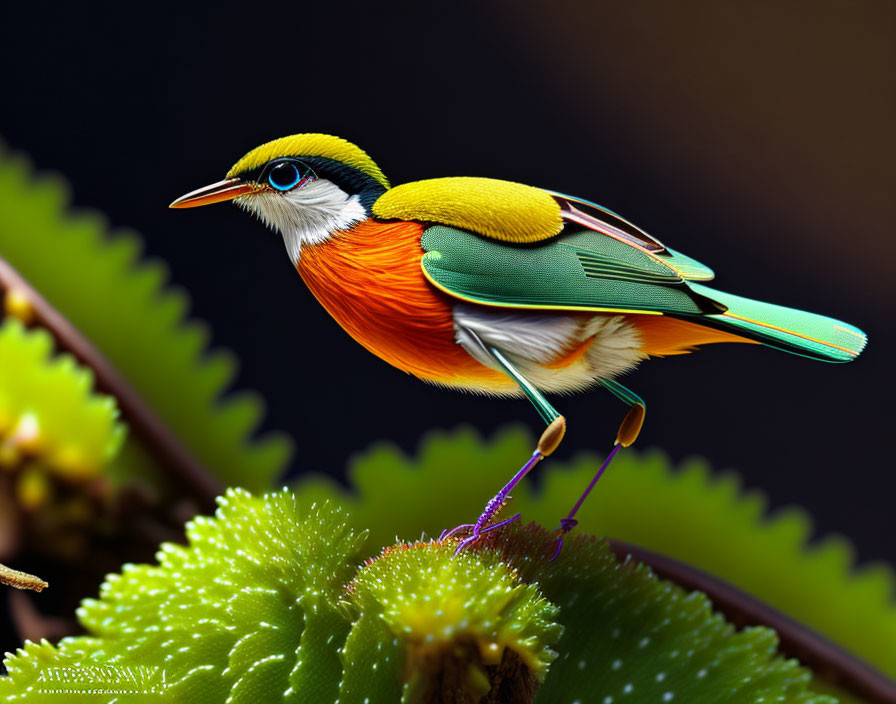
684 283 867 363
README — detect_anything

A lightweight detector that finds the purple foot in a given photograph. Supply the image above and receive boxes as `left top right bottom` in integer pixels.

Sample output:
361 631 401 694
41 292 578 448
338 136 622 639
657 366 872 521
439 524 474 541
451 513 522 555
550 518 579 560
442 449 544 555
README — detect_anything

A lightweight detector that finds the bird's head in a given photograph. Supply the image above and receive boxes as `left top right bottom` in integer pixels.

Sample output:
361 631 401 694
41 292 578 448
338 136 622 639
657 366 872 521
170 133 389 262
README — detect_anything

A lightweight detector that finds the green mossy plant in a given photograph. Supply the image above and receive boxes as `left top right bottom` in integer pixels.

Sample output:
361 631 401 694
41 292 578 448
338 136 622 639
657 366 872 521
349 542 562 702
0 489 834 703
0 142 291 491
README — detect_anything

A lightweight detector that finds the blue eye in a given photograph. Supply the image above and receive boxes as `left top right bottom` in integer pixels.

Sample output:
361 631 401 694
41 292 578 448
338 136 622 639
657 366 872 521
268 162 301 190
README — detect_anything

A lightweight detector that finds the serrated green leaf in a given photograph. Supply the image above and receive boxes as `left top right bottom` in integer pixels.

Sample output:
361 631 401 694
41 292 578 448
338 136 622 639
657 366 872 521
483 526 832 704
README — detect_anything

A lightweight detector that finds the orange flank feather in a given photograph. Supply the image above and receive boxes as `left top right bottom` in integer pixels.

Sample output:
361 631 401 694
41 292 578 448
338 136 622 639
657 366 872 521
545 334 596 369
298 220 506 388
628 314 755 357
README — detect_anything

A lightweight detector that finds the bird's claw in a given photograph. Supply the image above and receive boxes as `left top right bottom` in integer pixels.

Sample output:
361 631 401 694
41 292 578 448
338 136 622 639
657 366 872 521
454 533 479 555
549 518 579 560
442 513 522 555
439 524 473 541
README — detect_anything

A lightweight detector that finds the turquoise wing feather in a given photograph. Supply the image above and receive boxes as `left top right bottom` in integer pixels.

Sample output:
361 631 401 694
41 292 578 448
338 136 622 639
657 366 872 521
684 284 867 362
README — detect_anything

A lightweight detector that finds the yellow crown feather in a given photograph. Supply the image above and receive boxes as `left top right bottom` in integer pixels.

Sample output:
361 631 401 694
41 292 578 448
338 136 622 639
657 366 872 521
227 133 390 189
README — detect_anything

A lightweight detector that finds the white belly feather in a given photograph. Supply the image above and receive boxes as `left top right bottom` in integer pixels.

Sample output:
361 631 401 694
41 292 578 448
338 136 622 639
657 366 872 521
451 304 646 396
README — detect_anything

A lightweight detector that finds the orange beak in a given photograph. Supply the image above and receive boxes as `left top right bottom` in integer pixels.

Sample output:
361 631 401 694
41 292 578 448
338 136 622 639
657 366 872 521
169 178 263 209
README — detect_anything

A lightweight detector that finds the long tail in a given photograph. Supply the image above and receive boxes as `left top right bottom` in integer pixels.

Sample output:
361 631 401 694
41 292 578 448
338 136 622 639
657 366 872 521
682 283 867 363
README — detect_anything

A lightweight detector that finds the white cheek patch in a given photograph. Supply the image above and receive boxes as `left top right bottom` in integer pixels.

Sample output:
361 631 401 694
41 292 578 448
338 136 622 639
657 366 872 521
234 179 366 264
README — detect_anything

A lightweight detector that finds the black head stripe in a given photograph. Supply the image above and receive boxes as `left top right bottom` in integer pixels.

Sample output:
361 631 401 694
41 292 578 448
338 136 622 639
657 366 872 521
299 156 386 209
232 156 386 210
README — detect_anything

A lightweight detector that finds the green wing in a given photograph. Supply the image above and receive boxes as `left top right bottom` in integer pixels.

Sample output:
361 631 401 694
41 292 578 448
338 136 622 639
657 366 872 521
420 225 724 316
420 225 867 363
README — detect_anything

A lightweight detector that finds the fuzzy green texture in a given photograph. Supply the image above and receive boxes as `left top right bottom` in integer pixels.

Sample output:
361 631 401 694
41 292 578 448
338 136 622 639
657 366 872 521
0 318 123 481
0 142 291 490
292 427 896 680
81 489 364 703
1 488 833 703
349 542 562 702
493 527 827 704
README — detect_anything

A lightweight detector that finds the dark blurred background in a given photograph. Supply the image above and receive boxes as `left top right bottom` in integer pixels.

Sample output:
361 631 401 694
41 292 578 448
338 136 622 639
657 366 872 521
1 1 893 569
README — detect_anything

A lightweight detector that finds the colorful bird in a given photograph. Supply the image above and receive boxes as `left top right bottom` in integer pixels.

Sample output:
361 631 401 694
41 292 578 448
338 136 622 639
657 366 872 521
171 133 867 555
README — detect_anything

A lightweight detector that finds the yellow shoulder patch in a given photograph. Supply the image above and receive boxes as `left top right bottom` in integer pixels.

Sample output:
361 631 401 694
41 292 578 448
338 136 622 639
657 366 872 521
227 133 389 188
372 177 563 243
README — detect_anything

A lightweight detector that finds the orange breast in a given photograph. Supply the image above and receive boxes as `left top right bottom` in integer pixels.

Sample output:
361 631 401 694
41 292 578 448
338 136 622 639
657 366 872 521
298 220 505 386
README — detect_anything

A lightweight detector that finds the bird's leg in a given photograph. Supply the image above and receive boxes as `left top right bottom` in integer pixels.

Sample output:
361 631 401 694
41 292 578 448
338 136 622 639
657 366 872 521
451 419 565 553
443 338 566 553
550 378 645 559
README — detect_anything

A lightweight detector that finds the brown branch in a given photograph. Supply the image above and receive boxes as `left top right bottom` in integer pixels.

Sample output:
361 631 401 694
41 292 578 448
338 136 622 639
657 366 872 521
0 562 47 592
609 539 896 704
0 255 223 511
